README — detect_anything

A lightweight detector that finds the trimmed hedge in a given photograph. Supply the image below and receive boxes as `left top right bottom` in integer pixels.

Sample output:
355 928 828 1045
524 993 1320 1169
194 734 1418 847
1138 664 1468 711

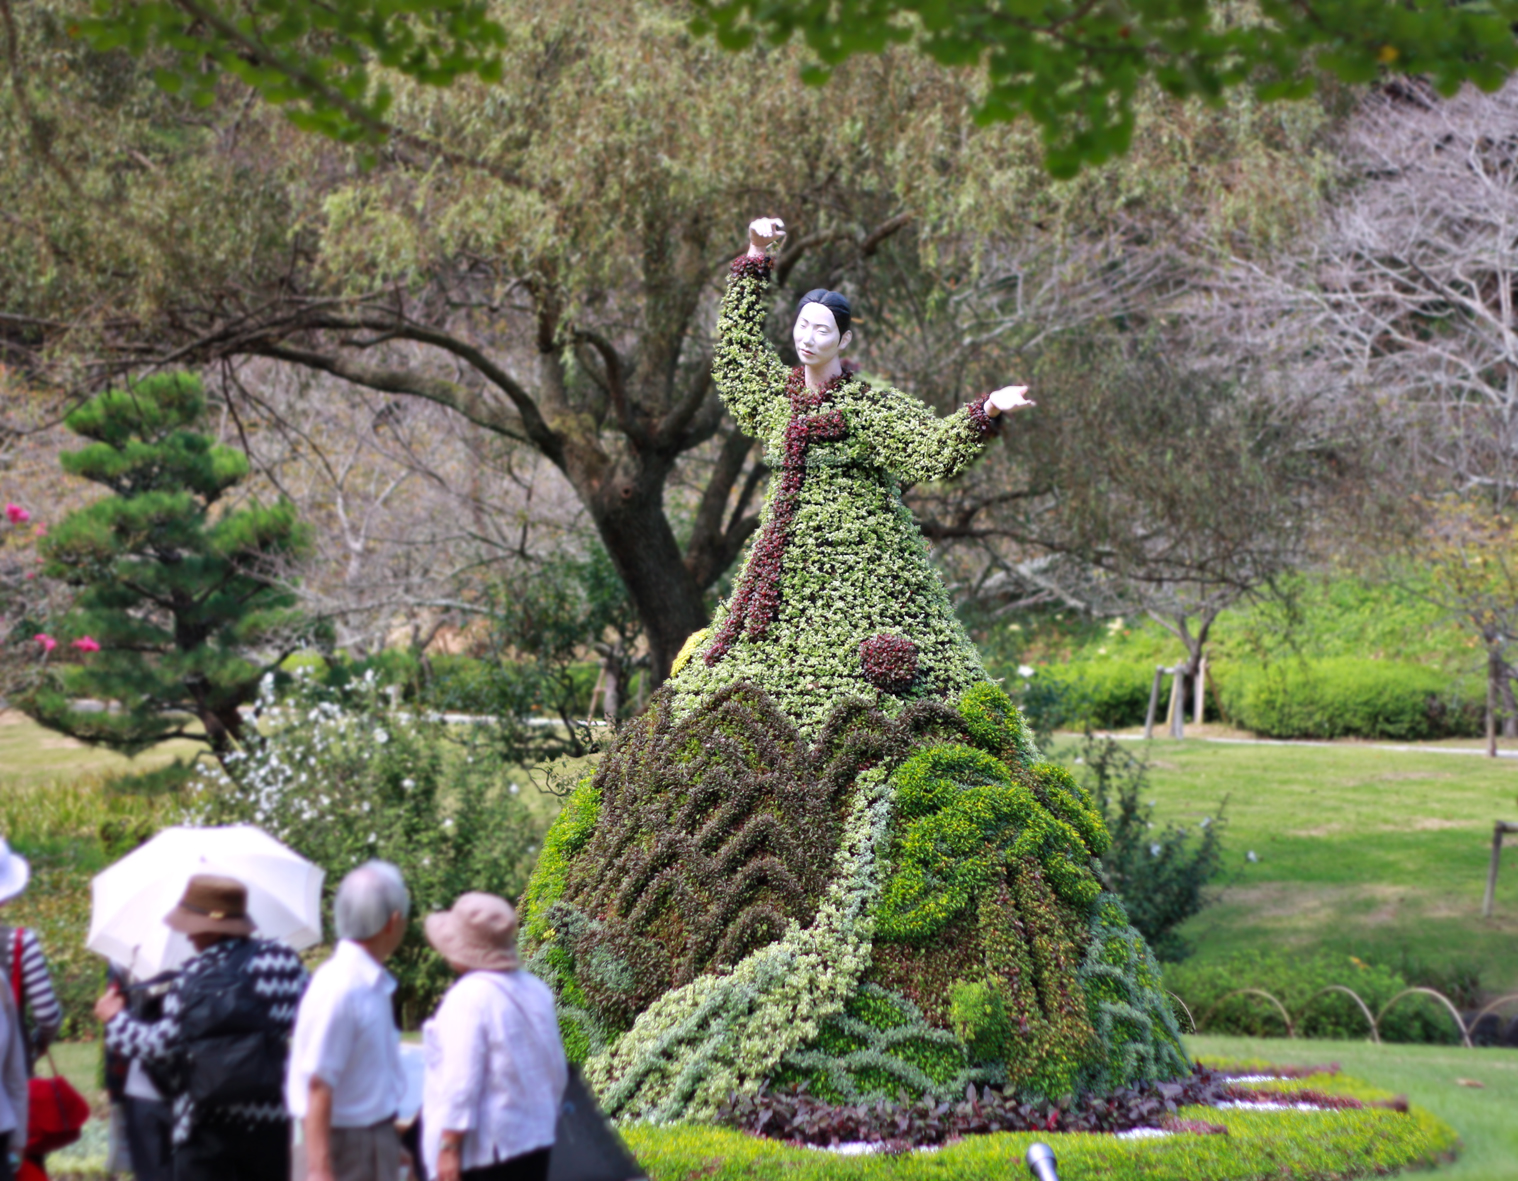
1029 656 1482 739
622 1102 1457 1181
1214 657 1481 740
1029 660 1161 729
1164 950 1462 1044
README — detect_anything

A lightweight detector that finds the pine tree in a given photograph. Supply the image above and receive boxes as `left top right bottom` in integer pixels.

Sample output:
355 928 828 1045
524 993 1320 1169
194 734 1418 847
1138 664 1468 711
24 373 310 758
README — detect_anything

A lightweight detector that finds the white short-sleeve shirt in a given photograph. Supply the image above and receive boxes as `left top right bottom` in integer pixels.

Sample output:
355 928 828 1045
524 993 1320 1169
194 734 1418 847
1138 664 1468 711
285 940 405 1127
421 970 567 1175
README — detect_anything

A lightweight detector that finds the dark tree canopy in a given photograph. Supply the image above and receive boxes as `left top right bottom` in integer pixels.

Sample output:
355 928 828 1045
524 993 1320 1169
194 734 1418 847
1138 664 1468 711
69 0 507 144
696 0 1518 174
63 0 1518 174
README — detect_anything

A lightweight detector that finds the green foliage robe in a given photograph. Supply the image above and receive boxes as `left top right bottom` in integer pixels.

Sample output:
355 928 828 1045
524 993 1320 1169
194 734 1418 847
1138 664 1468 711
668 255 1000 737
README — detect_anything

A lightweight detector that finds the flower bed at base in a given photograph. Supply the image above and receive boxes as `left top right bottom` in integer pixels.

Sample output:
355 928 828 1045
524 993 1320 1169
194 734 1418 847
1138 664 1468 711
624 1106 1454 1181
624 1065 1457 1181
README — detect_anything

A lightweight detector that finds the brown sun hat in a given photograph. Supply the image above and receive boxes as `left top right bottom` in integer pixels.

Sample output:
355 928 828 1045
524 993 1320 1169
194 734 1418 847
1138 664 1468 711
424 892 520 972
165 874 256 938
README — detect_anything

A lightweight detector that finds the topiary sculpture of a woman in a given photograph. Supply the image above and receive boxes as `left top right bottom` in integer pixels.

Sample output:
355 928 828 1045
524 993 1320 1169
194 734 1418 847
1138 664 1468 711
666 217 1033 737
521 218 1188 1126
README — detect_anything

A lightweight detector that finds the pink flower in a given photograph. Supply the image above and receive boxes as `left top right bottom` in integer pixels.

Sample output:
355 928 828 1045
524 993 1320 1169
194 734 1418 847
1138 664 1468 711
22 572 34 581
33 634 56 653
32 524 46 537
4 504 29 526
72 636 100 654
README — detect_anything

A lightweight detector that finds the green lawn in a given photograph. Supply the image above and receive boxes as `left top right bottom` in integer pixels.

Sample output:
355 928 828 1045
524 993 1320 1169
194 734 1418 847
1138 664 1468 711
1046 736 1518 990
0 708 202 791
1190 1034 1518 1181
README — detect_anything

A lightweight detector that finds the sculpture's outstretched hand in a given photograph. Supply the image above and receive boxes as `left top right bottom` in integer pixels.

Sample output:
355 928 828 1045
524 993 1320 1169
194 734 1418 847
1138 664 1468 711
747 217 787 258
985 386 1035 417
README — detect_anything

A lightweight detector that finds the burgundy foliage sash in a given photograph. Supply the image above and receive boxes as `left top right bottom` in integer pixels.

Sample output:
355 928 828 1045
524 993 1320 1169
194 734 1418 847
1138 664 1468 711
705 367 852 666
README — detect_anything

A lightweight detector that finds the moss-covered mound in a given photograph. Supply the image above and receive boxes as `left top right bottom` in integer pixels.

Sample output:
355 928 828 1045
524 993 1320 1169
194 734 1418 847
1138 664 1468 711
521 679 1187 1122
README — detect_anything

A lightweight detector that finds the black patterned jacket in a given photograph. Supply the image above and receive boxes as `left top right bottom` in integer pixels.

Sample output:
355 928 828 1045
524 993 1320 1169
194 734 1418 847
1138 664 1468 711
104 937 308 1144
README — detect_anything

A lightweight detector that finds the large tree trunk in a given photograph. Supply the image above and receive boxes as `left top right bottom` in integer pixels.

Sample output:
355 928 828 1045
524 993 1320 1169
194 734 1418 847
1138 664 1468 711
587 465 709 684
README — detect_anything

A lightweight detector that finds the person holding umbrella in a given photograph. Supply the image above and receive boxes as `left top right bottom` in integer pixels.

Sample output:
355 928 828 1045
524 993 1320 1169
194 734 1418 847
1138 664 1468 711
94 874 309 1181
420 893 566 1181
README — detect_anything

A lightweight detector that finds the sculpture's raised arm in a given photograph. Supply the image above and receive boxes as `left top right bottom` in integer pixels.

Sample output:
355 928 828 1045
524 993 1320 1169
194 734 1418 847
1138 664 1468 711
711 218 791 438
850 380 1034 486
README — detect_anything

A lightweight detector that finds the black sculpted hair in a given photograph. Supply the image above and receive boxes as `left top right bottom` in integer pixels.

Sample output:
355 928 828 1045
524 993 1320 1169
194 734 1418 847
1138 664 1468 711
797 289 852 336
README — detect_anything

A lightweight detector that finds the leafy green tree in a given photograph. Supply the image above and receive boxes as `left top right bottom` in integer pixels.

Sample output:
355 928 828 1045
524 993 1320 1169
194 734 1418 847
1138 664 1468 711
1 0 1337 682
64 0 1518 174
23 373 311 757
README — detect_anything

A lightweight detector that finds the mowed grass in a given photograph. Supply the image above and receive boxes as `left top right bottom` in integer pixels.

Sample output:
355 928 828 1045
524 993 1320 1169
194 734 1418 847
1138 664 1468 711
1046 736 1518 990
0 708 202 791
1190 1034 1518 1181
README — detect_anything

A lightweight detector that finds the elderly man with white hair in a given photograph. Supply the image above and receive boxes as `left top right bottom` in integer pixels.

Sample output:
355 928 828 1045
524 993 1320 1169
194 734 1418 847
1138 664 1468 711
287 861 411 1181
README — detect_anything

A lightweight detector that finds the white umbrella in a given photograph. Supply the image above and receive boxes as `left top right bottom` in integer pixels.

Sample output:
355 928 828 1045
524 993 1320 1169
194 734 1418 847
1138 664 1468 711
88 825 324 977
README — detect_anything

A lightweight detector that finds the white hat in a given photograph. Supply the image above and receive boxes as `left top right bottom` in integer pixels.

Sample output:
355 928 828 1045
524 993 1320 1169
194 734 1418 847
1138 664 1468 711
0 840 30 905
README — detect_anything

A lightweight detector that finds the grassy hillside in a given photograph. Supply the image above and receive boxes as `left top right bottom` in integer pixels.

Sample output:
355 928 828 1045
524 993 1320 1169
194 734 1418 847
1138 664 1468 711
1046 736 1518 991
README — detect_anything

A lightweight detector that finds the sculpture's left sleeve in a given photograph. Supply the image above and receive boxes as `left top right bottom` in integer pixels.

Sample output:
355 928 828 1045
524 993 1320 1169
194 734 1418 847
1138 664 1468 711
854 387 1001 484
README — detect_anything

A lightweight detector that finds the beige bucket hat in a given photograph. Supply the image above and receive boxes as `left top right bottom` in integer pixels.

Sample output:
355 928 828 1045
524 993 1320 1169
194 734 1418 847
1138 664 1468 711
424 892 520 972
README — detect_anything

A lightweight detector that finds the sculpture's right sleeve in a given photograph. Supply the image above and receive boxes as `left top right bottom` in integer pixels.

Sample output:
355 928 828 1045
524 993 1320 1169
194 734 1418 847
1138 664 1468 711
713 254 789 438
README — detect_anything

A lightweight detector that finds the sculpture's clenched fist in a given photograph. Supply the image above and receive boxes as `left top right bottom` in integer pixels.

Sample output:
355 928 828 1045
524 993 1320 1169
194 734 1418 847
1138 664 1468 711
747 217 787 257
985 385 1034 417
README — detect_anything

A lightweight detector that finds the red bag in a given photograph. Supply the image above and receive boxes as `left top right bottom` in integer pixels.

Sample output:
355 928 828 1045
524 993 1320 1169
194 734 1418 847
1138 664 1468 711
8 930 89 1167
24 1057 89 1157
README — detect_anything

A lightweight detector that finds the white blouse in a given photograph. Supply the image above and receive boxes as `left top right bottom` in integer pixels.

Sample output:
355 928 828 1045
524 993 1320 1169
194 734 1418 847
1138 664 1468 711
421 970 567 1176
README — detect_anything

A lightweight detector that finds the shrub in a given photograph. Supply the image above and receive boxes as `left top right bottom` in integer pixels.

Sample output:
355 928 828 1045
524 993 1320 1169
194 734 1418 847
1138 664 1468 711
189 672 547 1025
1165 949 1462 1044
1075 733 1225 962
1215 658 1481 740
527 680 1188 1122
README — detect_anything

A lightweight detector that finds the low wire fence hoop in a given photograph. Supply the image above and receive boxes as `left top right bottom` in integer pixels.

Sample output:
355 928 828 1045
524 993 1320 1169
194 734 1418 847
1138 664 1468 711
1296 985 1381 1044
1167 990 1197 1034
1376 987 1473 1049
1465 991 1518 1037
1200 988 1296 1038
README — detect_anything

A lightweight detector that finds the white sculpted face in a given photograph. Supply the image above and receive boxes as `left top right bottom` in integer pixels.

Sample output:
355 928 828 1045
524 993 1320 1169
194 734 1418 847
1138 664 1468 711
793 302 853 369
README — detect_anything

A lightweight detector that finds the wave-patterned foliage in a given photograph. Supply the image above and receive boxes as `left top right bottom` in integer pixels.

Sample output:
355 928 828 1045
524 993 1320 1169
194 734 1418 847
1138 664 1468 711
533 682 966 1037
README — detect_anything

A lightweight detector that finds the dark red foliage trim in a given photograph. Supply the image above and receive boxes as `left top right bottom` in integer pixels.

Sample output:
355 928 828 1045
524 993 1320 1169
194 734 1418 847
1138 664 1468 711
718 1065 1234 1148
860 633 918 692
965 393 1002 438
707 368 855 666
731 253 774 280
1222 1085 1366 1111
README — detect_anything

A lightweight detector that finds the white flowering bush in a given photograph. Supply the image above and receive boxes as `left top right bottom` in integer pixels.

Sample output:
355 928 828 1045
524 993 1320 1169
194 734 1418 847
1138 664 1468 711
189 671 545 1023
